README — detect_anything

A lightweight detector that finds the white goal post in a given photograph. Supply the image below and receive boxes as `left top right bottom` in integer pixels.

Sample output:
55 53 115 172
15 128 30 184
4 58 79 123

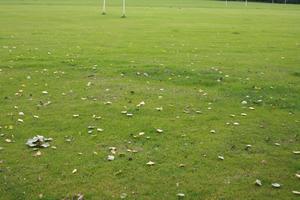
101 0 126 17
102 0 106 14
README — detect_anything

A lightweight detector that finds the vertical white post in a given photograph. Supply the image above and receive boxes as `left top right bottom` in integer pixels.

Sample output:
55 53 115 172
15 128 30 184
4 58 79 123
245 0 248 6
226 0 228 6
102 0 106 15
121 0 126 18
284 0 287 4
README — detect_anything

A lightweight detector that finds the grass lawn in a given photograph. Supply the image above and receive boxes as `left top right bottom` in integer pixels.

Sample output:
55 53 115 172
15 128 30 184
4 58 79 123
0 0 300 199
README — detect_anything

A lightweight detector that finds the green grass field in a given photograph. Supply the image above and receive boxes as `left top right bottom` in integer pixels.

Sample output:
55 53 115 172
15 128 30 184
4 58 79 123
0 0 300 199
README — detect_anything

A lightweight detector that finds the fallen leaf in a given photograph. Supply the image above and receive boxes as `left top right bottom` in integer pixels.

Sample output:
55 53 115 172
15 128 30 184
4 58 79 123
26 135 52 148
107 155 115 161
156 107 163 111
104 101 112 105
120 193 127 199
92 115 101 120
114 170 122 176
241 100 247 105
245 144 252 150
156 129 163 133
218 155 224 160
292 191 300 195
5 139 12 143
126 113 133 117
138 132 145 136
178 164 185 168
177 193 185 198
33 151 42 157
137 101 145 107
272 183 281 188
71 193 84 200
255 179 262 186
146 161 155 166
